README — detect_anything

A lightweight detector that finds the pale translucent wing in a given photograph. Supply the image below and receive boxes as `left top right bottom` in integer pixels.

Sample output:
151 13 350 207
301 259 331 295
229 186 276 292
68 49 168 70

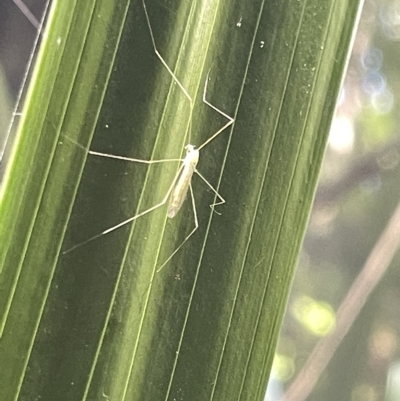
167 164 195 218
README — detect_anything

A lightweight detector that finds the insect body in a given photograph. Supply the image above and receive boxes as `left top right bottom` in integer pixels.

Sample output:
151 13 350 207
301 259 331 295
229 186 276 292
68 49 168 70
168 145 199 218
64 1 235 272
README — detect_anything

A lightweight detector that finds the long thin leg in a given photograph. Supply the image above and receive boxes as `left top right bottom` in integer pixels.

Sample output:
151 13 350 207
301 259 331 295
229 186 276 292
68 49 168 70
143 0 234 152
195 169 225 213
140 185 198 300
142 0 193 113
198 73 235 150
89 150 182 165
155 168 225 272
63 163 185 254
64 134 183 164
156 183 199 273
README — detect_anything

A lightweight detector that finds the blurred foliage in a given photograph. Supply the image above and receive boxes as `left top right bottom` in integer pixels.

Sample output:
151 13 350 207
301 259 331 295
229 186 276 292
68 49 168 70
276 0 400 400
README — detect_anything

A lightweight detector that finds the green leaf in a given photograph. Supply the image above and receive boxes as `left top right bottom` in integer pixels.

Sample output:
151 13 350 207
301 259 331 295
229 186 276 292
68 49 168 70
0 0 362 400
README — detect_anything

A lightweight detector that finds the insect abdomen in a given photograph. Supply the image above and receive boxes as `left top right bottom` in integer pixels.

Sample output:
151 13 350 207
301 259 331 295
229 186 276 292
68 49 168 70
167 163 195 218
